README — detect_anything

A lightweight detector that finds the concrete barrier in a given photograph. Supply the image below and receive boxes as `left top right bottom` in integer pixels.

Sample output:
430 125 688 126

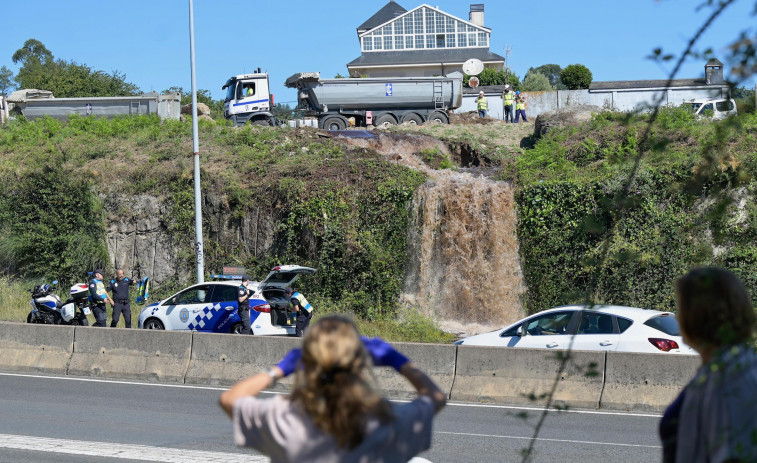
600 352 700 412
0 322 74 374
67 327 192 382
451 346 605 408
371 342 456 400
185 333 301 389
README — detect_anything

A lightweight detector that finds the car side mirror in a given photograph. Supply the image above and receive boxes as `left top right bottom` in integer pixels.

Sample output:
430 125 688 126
516 325 525 337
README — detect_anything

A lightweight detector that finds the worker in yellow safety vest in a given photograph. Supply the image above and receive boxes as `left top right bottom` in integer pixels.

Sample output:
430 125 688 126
476 91 488 118
502 85 515 123
514 91 528 123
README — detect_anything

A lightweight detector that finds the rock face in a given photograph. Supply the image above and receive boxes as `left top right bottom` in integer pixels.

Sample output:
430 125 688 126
534 105 604 138
103 194 183 282
103 193 279 284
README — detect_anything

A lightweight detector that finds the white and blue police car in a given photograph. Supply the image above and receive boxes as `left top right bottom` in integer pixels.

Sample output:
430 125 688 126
138 265 315 335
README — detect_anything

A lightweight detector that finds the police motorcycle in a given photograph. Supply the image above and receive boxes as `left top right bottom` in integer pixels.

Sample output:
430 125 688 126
26 281 91 325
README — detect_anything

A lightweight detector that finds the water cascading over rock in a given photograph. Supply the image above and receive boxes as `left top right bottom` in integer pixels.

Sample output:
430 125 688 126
337 132 526 333
402 174 525 333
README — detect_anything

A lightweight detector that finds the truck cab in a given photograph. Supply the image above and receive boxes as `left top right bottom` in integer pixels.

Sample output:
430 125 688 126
685 98 737 121
223 71 275 126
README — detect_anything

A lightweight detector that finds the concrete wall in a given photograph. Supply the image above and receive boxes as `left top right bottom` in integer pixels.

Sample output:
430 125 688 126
451 346 605 408
459 86 730 120
0 322 701 410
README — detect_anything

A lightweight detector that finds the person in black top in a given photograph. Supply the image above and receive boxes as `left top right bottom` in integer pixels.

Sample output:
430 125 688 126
107 269 135 328
237 276 253 335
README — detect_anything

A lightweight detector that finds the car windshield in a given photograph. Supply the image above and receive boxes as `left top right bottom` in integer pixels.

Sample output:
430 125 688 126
224 83 237 102
643 314 680 336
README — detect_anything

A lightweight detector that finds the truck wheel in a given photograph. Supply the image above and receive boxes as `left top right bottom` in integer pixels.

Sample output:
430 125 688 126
375 114 397 128
402 113 423 125
252 119 272 127
427 111 449 124
321 117 346 130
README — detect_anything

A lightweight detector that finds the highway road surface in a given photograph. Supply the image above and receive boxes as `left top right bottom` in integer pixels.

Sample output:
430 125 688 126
0 372 664 462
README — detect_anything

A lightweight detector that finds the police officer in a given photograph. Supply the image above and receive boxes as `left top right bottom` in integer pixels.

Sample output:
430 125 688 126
237 276 253 335
89 269 114 327
284 286 313 337
107 268 135 328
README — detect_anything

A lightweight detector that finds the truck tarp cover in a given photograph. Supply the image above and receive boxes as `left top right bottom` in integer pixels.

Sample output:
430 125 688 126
7 89 54 102
285 72 321 88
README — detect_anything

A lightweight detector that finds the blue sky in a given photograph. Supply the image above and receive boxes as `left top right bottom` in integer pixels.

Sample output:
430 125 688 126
1 0 754 105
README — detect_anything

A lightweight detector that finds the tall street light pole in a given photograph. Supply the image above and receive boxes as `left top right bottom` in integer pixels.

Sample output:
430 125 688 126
189 0 204 283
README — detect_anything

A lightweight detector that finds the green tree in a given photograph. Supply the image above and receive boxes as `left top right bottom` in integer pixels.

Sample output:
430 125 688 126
526 64 565 89
464 68 519 88
11 39 53 67
560 64 593 90
12 39 140 97
521 72 553 91
0 66 13 95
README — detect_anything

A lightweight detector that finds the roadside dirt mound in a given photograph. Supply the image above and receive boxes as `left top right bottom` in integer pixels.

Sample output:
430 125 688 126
534 105 605 138
450 111 493 125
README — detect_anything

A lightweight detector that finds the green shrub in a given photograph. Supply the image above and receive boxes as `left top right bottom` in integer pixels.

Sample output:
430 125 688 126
560 64 593 90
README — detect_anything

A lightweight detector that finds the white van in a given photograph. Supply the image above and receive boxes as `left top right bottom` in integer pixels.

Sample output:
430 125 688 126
686 98 738 120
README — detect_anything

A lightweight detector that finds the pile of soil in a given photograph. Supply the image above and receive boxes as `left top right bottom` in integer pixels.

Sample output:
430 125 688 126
534 105 605 138
450 111 493 125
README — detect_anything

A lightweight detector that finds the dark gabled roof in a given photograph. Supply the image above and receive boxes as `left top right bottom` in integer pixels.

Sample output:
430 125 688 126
706 58 724 67
347 48 505 67
589 78 727 91
358 1 407 33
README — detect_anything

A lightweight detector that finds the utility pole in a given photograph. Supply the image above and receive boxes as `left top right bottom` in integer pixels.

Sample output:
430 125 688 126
189 0 204 283
504 45 511 84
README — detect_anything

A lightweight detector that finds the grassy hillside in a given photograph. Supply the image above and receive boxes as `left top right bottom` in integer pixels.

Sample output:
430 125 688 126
1 107 755 337
0 115 457 341
515 108 757 312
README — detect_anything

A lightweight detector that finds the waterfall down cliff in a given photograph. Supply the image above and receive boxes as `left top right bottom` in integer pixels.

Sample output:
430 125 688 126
337 132 526 334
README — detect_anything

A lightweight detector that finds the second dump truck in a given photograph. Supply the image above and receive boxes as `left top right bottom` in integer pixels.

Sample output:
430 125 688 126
223 70 463 128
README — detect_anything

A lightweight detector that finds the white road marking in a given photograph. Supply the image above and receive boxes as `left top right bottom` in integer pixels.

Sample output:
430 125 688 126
0 371 662 417
436 431 662 449
0 433 268 462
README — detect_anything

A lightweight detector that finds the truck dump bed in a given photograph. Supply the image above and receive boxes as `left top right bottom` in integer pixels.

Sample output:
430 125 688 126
285 72 463 113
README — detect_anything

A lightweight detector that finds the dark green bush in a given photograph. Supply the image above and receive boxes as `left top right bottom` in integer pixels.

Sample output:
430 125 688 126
516 110 757 312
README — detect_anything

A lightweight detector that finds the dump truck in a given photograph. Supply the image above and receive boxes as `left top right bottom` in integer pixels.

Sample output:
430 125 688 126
5 89 181 121
223 70 463 129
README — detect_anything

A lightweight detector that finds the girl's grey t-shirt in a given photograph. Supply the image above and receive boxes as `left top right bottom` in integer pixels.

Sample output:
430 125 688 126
233 394 435 463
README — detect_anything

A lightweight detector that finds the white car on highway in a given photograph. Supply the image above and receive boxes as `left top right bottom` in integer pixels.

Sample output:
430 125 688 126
455 305 696 354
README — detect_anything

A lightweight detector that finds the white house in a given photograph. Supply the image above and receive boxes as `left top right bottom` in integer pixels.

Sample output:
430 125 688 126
347 2 505 78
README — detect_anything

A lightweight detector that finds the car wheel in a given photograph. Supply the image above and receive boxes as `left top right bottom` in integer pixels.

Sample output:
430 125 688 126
143 318 165 330
230 322 243 334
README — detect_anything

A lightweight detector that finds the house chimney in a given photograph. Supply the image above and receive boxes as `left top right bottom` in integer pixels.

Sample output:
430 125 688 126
705 58 724 85
469 4 484 27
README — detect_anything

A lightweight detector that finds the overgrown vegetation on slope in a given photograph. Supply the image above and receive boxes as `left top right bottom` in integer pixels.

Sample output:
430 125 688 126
0 115 453 341
515 108 757 312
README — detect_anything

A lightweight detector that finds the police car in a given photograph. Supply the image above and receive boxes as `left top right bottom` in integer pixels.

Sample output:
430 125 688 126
138 265 315 335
